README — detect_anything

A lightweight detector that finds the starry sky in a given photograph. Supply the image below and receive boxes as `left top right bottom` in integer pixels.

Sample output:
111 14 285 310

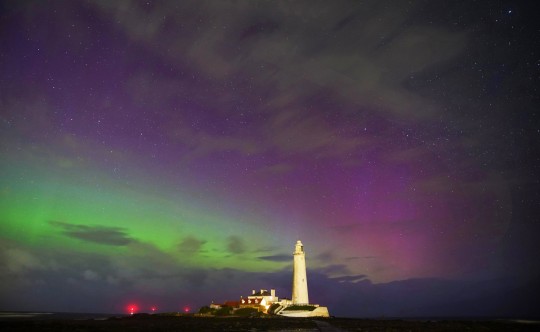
1 0 539 318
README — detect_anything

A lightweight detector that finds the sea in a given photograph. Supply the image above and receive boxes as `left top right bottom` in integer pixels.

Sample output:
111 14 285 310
2 311 539 332
0 311 122 321
0 312 321 331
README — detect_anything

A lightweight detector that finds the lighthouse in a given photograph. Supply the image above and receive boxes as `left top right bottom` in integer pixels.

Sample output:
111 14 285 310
292 240 309 305
277 240 329 317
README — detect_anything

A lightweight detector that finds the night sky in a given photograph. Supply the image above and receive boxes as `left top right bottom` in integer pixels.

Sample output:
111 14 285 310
1 0 539 318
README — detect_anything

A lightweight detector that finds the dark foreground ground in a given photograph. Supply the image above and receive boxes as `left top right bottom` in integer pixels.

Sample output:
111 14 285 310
1 315 539 331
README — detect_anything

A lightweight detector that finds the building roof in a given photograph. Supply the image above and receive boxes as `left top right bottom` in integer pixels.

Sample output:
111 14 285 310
241 297 264 304
224 301 240 307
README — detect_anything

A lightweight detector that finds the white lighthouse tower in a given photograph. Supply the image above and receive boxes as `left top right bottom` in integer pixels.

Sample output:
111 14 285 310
276 240 329 317
292 240 309 305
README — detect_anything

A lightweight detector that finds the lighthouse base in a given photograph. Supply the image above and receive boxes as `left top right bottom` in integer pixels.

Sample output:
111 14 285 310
277 306 330 318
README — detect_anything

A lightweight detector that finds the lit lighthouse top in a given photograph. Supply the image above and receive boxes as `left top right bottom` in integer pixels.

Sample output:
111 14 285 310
294 240 304 254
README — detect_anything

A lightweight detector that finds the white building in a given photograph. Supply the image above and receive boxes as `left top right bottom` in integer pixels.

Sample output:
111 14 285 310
241 289 279 310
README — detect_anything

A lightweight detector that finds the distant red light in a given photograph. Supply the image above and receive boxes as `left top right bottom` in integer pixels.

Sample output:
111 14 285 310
151 306 157 313
183 306 190 313
127 304 138 315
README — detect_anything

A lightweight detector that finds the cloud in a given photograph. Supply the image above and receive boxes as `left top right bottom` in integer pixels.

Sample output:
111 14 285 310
263 108 367 157
178 236 206 253
49 221 134 246
314 264 351 276
314 250 335 263
1 236 539 317
2 248 44 274
258 254 290 262
226 235 246 254
82 269 100 281
168 122 261 160
89 0 467 164
331 274 367 283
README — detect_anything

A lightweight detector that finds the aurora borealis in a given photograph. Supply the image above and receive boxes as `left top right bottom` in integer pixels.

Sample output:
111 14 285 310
1 1 539 317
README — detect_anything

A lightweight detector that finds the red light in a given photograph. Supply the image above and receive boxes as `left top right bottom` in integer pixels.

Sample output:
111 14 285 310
183 306 190 313
151 306 157 313
127 304 138 315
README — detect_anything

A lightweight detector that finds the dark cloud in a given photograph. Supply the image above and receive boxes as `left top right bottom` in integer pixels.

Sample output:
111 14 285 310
2 239 540 318
49 221 134 246
226 236 245 254
314 250 335 263
257 254 290 262
314 264 351 276
178 236 206 254
331 275 367 283
88 0 466 162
